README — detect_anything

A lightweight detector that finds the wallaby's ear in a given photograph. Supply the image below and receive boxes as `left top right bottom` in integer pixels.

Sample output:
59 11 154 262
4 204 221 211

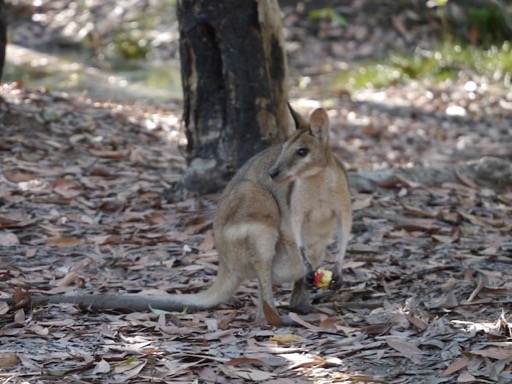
288 103 309 131
309 108 330 143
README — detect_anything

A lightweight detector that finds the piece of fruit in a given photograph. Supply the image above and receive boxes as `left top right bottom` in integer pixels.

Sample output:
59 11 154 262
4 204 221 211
314 268 333 291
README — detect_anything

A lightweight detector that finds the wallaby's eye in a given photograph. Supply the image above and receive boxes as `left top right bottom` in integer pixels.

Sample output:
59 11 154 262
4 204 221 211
296 148 309 157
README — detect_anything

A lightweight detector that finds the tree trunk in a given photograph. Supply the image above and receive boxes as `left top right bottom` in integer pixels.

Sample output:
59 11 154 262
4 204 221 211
177 0 292 194
0 0 6 82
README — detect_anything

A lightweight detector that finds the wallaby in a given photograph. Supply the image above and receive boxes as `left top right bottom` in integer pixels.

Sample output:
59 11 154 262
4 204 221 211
6 108 352 317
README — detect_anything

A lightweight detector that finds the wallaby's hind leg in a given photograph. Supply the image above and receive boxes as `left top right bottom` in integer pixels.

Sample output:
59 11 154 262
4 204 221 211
255 262 276 318
330 217 351 290
217 222 279 318
215 182 281 319
289 278 315 314
248 227 280 318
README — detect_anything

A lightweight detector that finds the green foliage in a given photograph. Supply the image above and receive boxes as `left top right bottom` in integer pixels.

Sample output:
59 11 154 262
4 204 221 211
112 27 150 60
334 41 512 91
429 0 512 46
308 7 349 27
467 6 510 44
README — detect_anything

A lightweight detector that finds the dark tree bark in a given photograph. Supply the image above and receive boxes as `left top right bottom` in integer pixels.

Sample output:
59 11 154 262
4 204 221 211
0 0 6 82
177 0 292 194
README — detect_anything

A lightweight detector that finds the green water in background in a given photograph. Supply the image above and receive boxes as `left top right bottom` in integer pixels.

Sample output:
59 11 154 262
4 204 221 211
4 44 183 103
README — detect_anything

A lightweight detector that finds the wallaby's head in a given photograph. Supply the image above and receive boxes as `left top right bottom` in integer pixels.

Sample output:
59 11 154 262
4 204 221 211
269 108 331 183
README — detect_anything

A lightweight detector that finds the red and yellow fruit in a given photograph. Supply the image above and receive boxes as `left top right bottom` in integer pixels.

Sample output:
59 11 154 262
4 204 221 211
314 268 333 291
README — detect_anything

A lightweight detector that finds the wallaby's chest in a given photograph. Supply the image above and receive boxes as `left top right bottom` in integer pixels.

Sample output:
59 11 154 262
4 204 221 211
289 175 339 239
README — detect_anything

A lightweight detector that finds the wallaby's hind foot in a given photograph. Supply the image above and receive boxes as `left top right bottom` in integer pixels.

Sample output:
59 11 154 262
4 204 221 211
289 279 316 314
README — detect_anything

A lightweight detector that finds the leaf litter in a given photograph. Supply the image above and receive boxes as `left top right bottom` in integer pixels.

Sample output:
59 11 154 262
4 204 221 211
1 84 511 384
2 7 512 380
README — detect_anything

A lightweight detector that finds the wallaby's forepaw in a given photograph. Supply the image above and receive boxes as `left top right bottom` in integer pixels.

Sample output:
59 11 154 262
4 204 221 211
329 270 343 291
307 268 343 292
305 269 316 289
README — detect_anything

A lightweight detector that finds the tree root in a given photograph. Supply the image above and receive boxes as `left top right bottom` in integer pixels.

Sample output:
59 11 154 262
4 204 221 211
348 156 512 192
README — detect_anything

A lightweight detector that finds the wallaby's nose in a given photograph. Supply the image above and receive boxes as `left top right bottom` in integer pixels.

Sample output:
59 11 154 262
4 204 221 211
268 167 279 180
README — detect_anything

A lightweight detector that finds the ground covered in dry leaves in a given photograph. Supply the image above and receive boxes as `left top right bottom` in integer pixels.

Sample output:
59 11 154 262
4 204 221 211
1 76 511 384
2 1 512 383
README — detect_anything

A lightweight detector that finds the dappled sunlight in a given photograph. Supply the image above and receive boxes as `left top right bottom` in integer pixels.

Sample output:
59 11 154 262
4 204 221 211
5 44 182 103
1 0 511 383
1 83 511 382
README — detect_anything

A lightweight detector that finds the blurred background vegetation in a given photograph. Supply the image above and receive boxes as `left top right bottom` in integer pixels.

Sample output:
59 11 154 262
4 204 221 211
2 0 512 102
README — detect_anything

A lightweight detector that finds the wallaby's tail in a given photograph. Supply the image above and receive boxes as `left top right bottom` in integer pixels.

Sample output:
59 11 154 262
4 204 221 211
21 264 242 312
170 264 243 309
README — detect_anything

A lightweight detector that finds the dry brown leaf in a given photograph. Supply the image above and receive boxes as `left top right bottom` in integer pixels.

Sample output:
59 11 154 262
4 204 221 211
455 167 478 189
218 310 238 330
197 229 214 251
56 271 79 287
0 301 9 315
14 308 25 324
219 365 275 381
262 301 283 326
469 348 512 360
114 360 146 376
432 235 454 244
89 166 113 177
0 352 20 368
167 231 189 242
352 194 373 211
394 217 437 231
27 324 49 336
406 314 428 331
144 211 166 225
3 171 38 182
196 366 218 382
89 148 128 159
0 232 20 246
457 210 494 230
287 312 324 331
349 373 386 382
92 359 111 374
12 287 30 307
270 334 304 345
429 290 459 309
402 204 439 218
395 174 421 188
362 323 392 336
391 15 408 39
139 191 160 200
47 236 83 247
442 356 469 377
319 315 337 330
0 216 19 228
225 357 270 368
162 359 205 378
466 275 484 303
457 371 476 382
51 178 83 198
386 337 426 362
